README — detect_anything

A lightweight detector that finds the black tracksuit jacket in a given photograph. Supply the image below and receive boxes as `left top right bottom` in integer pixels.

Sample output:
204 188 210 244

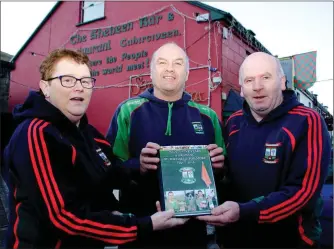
3 91 152 248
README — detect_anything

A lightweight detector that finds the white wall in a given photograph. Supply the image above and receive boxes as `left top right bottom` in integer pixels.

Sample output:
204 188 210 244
295 89 313 108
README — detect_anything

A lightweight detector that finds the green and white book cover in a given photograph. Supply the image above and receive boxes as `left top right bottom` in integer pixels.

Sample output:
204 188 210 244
158 145 218 217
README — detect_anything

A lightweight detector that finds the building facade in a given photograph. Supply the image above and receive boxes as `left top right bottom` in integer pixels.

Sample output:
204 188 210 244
9 1 269 134
0 52 14 113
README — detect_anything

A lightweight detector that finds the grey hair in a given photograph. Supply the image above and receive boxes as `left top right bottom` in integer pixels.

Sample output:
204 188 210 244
239 55 285 85
150 42 190 73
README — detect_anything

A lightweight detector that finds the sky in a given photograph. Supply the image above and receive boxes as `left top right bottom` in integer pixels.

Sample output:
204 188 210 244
1 1 333 113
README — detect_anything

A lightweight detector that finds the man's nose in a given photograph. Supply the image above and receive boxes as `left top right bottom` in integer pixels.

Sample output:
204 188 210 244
252 79 263 91
166 62 175 72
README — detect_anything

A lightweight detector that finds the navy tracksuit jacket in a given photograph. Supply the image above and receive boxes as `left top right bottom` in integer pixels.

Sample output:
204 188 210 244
221 90 331 248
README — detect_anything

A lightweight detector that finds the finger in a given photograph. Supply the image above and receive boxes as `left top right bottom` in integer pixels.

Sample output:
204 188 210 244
141 148 159 156
212 162 224 169
142 156 160 164
196 215 222 223
209 147 223 157
142 164 158 170
171 217 189 226
211 205 228 215
156 201 162 212
211 154 224 162
112 211 122 216
146 142 160 150
207 144 218 151
163 209 175 219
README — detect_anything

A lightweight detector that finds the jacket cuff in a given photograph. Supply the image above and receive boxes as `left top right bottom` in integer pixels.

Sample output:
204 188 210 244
136 216 153 241
238 200 260 221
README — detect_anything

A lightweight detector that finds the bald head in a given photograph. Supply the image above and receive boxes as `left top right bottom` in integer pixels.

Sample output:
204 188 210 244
239 52 285 86
149 42 190 102
150 42 189 73
238 52 286 122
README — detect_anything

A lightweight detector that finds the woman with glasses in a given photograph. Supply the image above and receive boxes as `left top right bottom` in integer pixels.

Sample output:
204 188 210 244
3 49 187 249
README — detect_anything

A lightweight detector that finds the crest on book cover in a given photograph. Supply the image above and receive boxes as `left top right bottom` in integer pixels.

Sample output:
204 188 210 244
179 167 196 184
263 143 281 164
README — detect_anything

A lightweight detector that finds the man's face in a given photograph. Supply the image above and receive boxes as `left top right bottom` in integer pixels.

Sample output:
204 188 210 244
150 44 189 96
40 58 93 124
240 53 286 118
168 192 174 200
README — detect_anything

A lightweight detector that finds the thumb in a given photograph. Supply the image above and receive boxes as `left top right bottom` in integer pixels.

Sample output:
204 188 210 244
212 204 229 215
156 201 162 212
164 209 175 219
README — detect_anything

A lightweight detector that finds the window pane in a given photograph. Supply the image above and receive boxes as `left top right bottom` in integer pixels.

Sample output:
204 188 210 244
83 1 104 23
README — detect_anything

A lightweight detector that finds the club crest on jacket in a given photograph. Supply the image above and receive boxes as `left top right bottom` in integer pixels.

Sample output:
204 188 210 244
263 142 281 164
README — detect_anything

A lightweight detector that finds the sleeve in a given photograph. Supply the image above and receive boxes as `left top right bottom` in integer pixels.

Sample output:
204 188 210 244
209 110 227 185
211 111 227 157
106 104 140 170
13 119 152 245
215 118 232 204
238 112 331 223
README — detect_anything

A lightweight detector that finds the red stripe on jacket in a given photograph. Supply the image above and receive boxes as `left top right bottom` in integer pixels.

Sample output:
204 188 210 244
54 239 62 249
28 118 137 244
229 129 240 137
259 107 322 222
225 110 243 126
282 127 296 152
94 138 111 147
298 215 314 246
13 187 21 249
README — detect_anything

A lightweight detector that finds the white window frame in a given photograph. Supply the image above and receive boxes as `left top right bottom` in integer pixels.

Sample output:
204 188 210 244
81 1 105 23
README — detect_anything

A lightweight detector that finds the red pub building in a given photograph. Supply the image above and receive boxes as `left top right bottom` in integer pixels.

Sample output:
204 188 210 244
8 1 270 134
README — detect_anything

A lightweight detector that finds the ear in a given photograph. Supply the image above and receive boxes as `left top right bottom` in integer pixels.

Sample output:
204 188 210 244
240 87 244 97
185 71 189 81
39 80 50 98
281 76 287 91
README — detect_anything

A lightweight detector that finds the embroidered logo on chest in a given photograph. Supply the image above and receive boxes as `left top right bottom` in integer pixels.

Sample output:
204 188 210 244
96 147 111 167
263 143 282 164
192 122 204 134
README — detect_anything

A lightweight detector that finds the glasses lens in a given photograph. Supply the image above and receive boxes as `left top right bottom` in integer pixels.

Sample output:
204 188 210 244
81 77 95 88
61 76 76 87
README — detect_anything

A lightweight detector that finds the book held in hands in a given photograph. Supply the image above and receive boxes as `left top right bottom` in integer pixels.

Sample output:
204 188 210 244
158 145 218 217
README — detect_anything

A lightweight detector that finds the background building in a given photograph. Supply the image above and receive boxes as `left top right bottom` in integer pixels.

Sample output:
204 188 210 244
8 1 269 134
0 51 13 246
0 51 14 113
280 55 333 138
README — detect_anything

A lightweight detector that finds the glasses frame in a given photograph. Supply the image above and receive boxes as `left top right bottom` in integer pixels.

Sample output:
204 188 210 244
46 75 96 89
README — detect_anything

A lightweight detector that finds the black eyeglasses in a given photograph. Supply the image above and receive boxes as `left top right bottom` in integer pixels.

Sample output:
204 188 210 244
46 75 96 89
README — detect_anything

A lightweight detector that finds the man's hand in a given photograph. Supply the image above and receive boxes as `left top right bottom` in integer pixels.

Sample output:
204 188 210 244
207 144 225 169
196 201 240 226
111 211 123 216
151 201 189 231
140 142 160 174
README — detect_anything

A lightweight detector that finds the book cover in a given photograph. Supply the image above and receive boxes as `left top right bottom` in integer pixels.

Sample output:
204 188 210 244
158 145 218 217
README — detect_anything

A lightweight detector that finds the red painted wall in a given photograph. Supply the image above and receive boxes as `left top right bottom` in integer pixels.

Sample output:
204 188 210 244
9 1 260 134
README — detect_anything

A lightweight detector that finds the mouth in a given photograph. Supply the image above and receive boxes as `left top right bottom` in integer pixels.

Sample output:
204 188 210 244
70 97 84 102
253 96 266 100
163 75 176 80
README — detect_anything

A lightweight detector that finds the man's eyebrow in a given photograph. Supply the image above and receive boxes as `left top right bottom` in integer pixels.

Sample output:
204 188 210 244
174 58 185 63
